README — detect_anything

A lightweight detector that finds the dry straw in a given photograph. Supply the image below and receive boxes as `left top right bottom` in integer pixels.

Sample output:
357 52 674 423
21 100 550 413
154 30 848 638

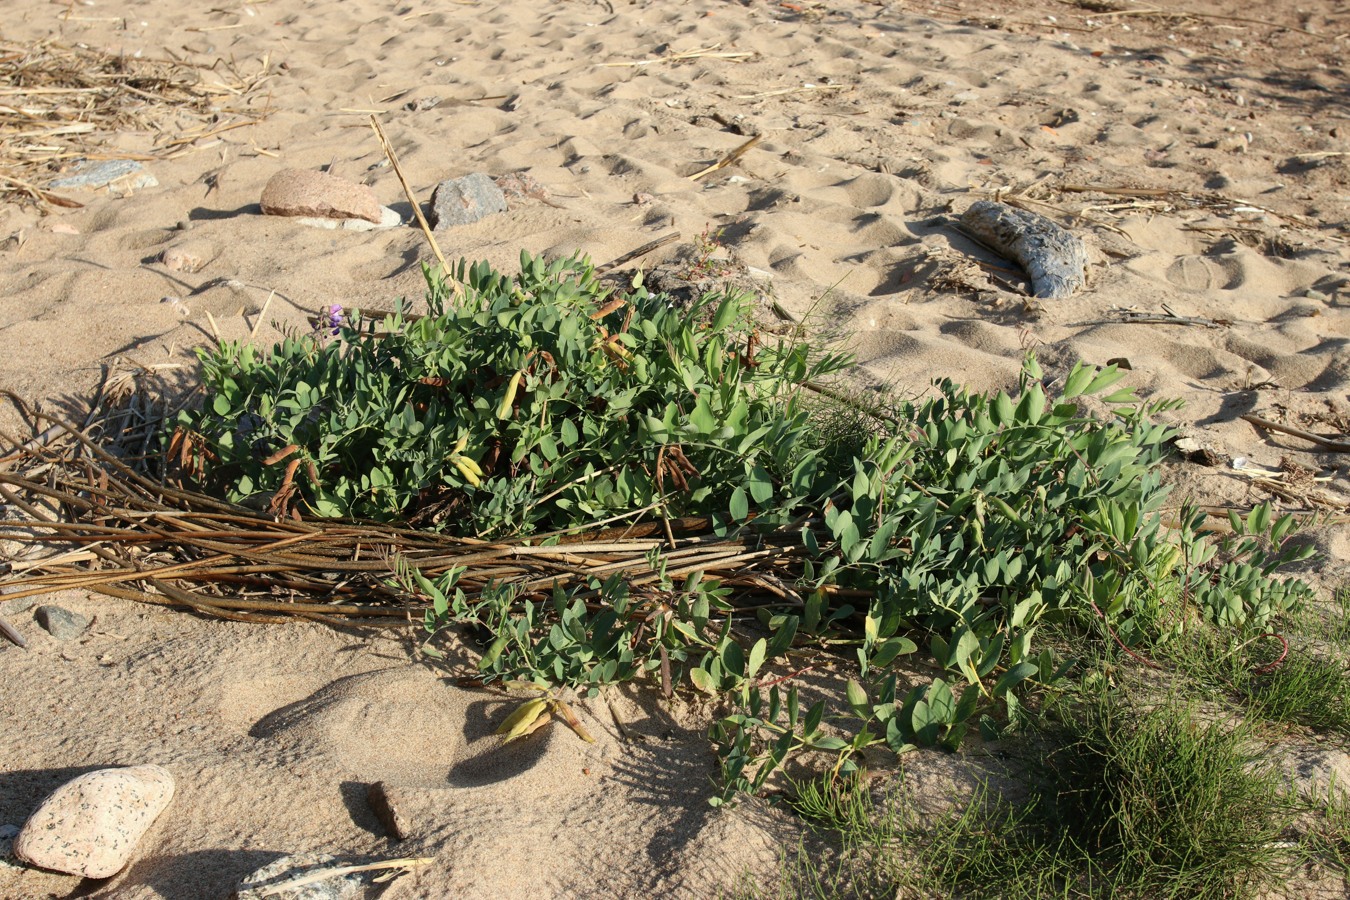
0 39 272 208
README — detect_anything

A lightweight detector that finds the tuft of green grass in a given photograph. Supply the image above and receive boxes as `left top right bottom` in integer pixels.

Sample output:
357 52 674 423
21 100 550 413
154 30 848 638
1041 688 1295 899
745 683 1300 900
1167 625 1350 738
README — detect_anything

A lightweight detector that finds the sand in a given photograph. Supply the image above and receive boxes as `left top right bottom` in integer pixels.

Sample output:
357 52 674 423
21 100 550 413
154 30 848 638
1 0 1349 896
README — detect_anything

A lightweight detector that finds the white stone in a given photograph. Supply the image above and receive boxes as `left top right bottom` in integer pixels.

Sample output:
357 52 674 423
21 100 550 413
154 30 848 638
13 765 174 878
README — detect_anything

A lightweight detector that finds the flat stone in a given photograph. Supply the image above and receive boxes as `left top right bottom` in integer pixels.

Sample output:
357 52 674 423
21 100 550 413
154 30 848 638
13 764 174 878
49 159 157 191
292 205 401 231
493 172 552 208
33 605 88 641
366 782 412 841
260 169 382 224
235 852 362 900
430 173 506 229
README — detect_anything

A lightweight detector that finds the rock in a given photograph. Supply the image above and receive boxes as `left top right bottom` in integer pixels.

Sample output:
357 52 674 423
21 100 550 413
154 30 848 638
493 172 552 208
429 173 506 229
260 169 382 224
13 764 174 878
366 781 412 841
33 605 88 641
49 159 157 191
160 241 213 273
235 852 362 900
292 205 401 231
0 823 21 871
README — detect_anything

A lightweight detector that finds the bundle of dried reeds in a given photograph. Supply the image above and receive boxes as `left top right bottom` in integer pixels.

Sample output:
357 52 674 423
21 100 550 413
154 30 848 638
0 39 272 208
0 387 828 638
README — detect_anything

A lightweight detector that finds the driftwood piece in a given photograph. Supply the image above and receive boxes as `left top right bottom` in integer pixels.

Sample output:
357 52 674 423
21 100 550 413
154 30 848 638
959 200 1088 299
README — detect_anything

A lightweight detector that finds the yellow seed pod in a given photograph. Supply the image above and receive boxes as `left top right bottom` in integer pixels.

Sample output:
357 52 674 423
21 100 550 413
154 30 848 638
497 370 524 420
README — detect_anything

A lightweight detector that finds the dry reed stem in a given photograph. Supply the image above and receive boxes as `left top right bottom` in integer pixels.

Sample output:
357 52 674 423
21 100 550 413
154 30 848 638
367 114 454 290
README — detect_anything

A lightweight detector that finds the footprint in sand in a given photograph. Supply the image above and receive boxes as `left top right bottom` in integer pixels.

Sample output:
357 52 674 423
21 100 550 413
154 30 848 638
1165 254 1246 291
247 665 594 789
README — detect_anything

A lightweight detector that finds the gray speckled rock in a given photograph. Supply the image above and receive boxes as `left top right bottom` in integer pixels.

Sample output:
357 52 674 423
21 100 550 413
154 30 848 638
235 852 362 900
430 173 506 229
49 159 157 191
0 824 21 871
260 169 383 224
33 605 88 641
13 765 174 878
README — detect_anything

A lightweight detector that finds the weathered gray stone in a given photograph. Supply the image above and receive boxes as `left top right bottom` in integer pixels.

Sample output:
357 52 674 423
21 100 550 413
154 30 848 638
0 824 21 871
49 159 157 191
33 605 88 641
260 169 383 224
13 764 174 878
430 173 506 229
235 852 362 900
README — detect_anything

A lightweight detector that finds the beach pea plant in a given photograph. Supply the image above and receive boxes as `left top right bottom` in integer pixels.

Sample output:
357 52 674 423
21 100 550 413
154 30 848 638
173 251 1316 803
174 251 845 531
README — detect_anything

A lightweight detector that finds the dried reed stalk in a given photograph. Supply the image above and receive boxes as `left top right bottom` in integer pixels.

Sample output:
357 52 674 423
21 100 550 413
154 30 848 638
0 394 832 626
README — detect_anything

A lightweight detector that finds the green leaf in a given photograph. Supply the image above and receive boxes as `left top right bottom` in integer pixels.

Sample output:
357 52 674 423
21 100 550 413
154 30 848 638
729 487 749 522
994 661 1038 697
846 679 870 718
747 638 766 679
690 667 716 694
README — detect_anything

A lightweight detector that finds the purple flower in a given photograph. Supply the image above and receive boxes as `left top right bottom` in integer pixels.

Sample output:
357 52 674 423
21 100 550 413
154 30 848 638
324 303 344 336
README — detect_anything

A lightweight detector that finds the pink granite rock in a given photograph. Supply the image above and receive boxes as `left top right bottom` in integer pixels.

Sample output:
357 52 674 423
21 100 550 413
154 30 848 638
13 765 174 878
260 169 382 224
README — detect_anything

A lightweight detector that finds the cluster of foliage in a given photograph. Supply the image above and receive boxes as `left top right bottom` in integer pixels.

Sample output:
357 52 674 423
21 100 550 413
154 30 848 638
175 252 841 531
176 252 1316 803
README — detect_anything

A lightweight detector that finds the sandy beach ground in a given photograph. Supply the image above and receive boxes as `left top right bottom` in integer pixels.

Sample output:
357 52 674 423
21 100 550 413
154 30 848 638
2 0 1349 896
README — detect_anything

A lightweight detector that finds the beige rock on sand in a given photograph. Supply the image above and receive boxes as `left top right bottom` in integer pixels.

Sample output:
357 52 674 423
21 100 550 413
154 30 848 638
260 169 383 224
13 765 174 879
1 0 1349 896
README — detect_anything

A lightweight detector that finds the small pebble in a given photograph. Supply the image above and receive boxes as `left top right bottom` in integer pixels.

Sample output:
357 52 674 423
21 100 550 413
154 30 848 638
34 605 88 641
160 241 212 274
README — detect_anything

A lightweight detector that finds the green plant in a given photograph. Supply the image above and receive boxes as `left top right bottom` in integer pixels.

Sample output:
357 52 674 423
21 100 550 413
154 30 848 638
174 251 846 531
1168 626 1350 737
1041 687 1295 898
173 251 1320 805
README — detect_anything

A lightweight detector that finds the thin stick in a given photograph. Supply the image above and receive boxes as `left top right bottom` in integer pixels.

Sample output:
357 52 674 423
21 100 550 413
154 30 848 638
1240 414 1350 453
250 289 275 340
250 856 435 897
0 615 26 649
598 45 753 68
367 115 452 283
688 134 763 182
204 310 222 346
595 231 680 274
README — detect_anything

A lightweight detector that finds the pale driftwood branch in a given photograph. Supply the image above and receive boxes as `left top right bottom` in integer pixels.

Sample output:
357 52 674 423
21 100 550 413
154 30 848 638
1240 414 1350 453
958 200 1088 299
